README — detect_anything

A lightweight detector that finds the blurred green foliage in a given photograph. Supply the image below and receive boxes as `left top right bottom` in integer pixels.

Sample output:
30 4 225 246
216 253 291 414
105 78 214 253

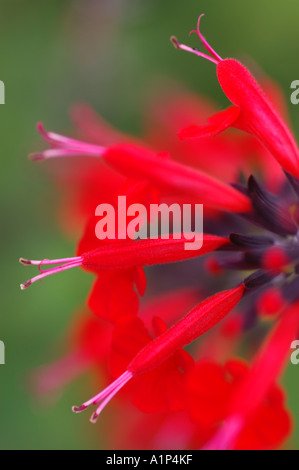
1 0 299 449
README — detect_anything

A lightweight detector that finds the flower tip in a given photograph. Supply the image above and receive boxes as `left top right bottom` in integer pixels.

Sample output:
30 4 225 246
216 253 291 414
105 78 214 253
19 258 31 265
188 13 205 37
89 412 99 424
170 36 180 49
20 280 31 290
72 404 87 413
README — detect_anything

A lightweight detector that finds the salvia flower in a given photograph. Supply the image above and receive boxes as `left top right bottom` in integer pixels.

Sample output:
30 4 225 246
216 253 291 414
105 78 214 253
30 124 251 213
174 16 299 177
72 285 245 422
20 14 299 450
20 234 229 290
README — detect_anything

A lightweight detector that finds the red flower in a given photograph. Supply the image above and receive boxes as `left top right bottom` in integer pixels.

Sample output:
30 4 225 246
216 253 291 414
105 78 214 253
19 234 229 292
175 15 299 177
72 285 245 422
30 124 251 213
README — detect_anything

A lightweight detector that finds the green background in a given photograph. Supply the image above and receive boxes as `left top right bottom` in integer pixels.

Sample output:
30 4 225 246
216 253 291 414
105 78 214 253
1 0 299 449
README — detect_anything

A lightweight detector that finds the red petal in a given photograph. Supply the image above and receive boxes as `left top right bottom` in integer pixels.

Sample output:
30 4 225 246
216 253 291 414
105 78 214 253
178 106 240 140
104 143 251 213
235 384 292 450
185 360 233 426
76 216 103 256
134 266 147 296
145 86 243 184
110 315 193 413
131 359 187 413
87 270 139 323
141 288 201 332
217 59 299 177
129 285 245 375
70 313 112 359
82 234 231 271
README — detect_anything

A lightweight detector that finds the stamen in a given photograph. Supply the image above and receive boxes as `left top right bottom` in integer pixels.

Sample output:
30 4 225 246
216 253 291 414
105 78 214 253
89 379 128 424
19 257 81 266
30 123 106 161
189 14 223 62
20 256 83 290
72 370 133 422
171 15 222 65
37 122 105 153
29 148 102 162
171 37 219 65
19 258 33 265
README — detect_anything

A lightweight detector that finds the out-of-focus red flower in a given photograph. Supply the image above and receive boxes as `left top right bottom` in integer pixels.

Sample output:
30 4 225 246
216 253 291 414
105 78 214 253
185 358 291 450
176 17 299 177
204 300 299 449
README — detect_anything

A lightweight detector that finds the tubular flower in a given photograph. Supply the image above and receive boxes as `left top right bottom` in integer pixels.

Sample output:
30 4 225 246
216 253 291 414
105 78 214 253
175 15 299 177
20 13 299 450
72 285 245 422
20 234 229 290
145 81 287 193
30 124 251 214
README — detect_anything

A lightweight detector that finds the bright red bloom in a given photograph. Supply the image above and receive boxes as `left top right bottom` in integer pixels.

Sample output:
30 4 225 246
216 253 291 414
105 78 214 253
20 234 228 278
72 285 245 422
30 124 251 214
175 16 299 178
145 79 288 193
103 143 251 213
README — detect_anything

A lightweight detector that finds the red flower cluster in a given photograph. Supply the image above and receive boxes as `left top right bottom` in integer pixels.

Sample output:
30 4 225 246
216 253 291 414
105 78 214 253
21 16 299 450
